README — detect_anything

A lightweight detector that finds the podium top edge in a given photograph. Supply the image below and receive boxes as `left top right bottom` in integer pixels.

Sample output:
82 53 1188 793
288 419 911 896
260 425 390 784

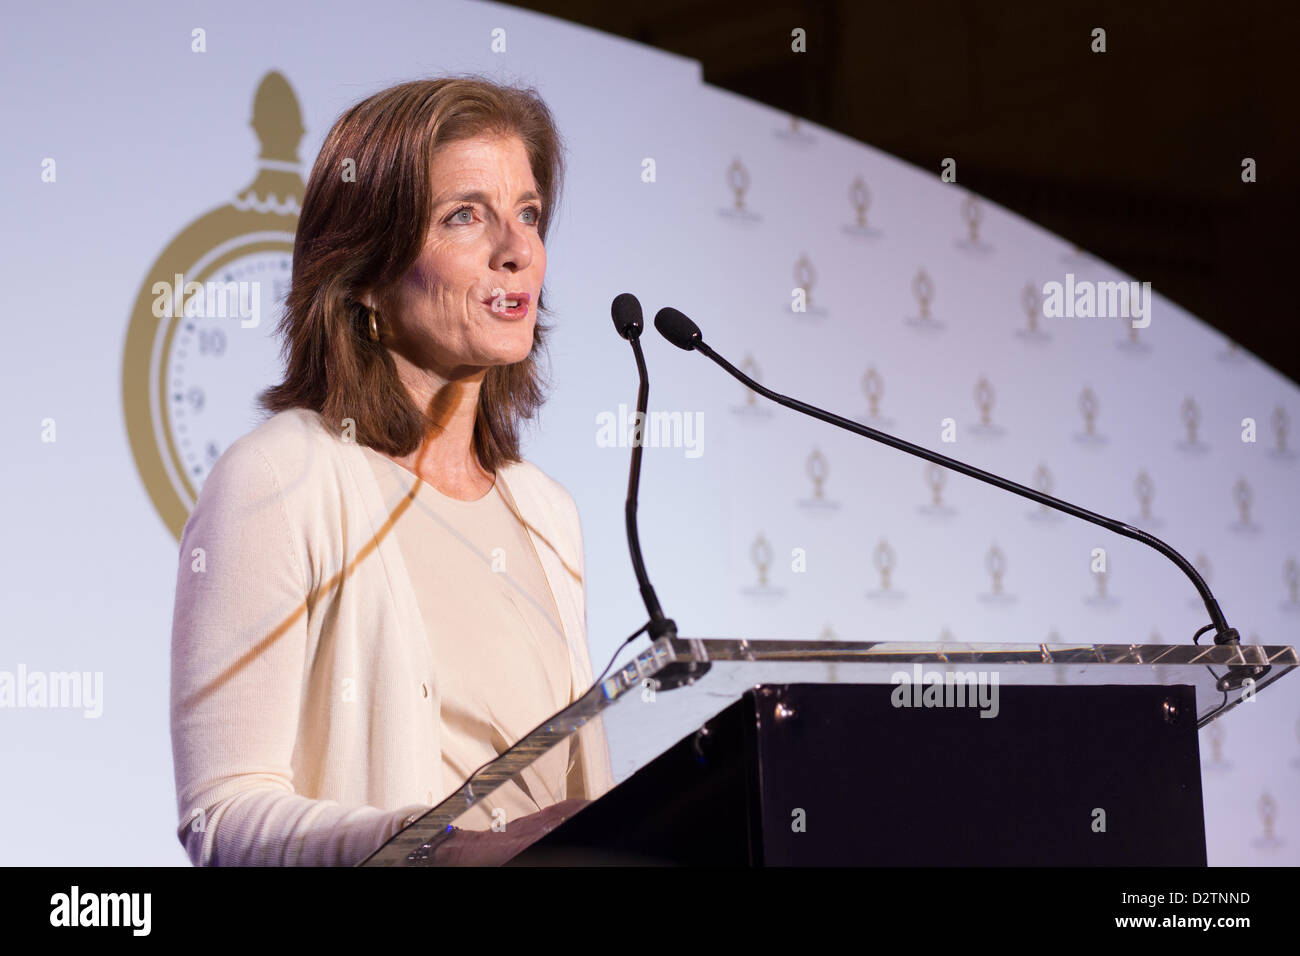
662 638 1298 666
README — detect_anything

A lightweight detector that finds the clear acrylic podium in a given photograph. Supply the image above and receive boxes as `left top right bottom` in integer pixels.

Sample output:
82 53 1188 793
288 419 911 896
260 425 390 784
360 637 1296 866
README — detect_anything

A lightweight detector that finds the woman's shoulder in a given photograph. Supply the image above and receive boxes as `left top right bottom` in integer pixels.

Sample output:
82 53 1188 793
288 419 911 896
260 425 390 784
245 405 331 447
199 407 337 503
221 407 333 467
182 407 351 558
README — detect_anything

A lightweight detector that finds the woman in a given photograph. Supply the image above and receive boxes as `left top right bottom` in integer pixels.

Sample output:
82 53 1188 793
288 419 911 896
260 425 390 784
169 75 612 866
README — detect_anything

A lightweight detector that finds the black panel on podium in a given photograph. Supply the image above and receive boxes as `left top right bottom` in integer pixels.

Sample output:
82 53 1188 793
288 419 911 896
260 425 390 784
516 683 1206 865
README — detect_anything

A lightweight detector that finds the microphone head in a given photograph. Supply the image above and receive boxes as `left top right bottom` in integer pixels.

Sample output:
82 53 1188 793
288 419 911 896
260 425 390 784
653 307 702 351
610 293 643 340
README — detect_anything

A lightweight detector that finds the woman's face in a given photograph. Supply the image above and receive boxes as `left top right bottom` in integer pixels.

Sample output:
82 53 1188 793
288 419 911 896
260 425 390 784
372 133 546 381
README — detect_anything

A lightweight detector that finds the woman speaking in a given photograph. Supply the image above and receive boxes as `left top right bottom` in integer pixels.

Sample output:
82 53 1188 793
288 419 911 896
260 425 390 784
169 75 612 866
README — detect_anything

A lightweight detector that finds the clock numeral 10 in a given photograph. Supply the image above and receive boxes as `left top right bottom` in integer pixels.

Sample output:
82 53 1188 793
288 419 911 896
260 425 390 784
199 328 227 355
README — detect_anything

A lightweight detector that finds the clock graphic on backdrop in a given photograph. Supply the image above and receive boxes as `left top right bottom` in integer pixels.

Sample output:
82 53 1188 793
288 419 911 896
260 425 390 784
122 71 306 539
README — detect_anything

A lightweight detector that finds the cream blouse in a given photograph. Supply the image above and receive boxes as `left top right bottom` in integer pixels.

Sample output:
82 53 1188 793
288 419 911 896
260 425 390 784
364 448 579 831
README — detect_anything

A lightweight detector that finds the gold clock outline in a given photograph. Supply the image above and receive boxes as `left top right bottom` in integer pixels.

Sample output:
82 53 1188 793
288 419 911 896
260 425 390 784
122 71 305 540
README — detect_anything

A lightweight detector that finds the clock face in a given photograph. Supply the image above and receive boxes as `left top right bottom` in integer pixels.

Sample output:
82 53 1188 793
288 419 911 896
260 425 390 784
157 247 293 507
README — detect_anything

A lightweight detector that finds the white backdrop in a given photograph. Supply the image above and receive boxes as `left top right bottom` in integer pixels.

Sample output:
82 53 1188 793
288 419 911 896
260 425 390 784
1 0 1295 865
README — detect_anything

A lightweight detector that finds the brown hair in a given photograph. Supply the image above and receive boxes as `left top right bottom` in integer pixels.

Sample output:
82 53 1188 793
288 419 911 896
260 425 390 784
257 74 565 472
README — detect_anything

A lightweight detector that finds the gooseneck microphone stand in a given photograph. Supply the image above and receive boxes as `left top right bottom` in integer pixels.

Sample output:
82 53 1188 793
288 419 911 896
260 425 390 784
653 305 1262 683
609 294 709 689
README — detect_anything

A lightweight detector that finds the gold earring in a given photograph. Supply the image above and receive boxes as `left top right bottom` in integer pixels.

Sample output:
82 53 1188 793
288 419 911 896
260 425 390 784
368 307 380 343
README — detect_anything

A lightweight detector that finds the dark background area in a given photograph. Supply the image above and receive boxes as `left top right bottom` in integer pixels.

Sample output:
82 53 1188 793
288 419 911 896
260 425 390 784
507 0 1298 383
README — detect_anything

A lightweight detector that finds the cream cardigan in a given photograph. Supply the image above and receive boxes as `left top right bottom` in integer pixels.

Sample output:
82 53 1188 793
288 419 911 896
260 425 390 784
169 406 613 866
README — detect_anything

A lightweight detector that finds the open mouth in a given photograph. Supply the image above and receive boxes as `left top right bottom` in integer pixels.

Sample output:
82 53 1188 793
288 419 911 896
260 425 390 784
485 291 531 317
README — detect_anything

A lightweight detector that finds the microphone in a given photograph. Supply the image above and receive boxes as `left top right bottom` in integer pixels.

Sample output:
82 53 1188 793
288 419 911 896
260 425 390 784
654 306 1261 676
610 291 642 340
608 294 709 689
